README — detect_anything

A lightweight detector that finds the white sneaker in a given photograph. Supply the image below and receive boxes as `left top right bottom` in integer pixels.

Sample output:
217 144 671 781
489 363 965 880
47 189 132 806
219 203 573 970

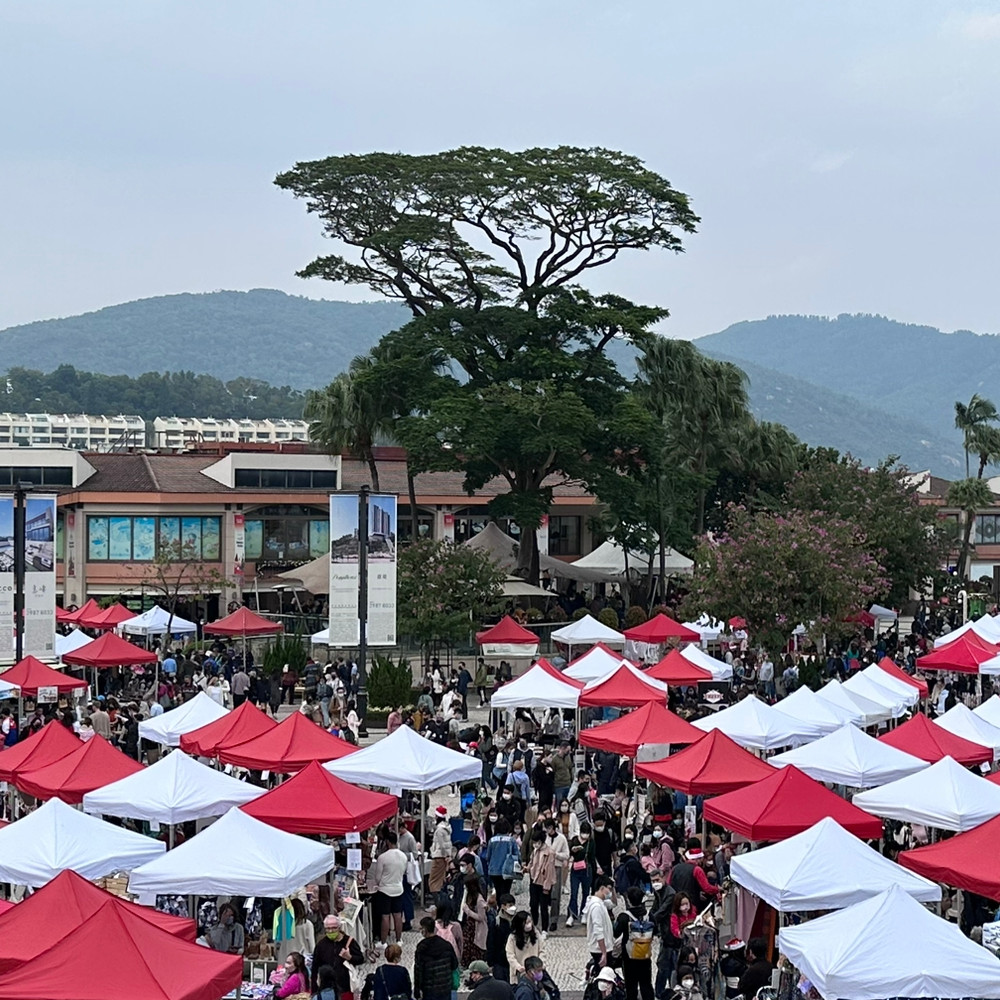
565 915 574 928
448 791 456 797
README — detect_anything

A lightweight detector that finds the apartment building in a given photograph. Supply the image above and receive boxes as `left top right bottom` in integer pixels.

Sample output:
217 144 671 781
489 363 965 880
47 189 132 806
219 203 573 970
153 417 309 449
0 413 146 451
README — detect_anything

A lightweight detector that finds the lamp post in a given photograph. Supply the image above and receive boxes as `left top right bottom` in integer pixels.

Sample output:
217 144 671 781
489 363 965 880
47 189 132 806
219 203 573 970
12 481 30 663
357 485 369 736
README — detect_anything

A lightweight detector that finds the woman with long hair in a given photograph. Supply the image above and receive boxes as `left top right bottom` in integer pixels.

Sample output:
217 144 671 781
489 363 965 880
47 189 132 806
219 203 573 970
505 910 543 977
460 873 487 966
274 951 309 998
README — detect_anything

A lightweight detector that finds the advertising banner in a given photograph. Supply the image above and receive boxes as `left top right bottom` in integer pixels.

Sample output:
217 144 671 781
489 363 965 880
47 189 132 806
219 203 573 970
0 497 13 657
233 513 245 579
24 495 57 659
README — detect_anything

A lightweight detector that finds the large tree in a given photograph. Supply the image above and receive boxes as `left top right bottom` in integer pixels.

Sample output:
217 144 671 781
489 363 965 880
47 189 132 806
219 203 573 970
955 394 999 478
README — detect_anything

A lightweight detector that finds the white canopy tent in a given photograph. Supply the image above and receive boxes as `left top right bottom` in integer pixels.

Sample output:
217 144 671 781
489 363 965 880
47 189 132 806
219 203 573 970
816 679 892 726
852 755 1000 832
54 629 94 658
564 644 630 682
934 613 1000 648
137 691 230 748
310 626 330 644
691 694 822 751
934 702 1000 758
772 686 860 736
551 615 625 652
680 614 724 644
570 539 694 578
326 723 482 791
0 798 164 886
858 663 920 707
120 604 198 636
680 644 734 681
843 671 909 717
868 603 898 621
731 816 940 911
83 750 265 824
129 806 333 902
581 662 668 700
491 663 580 711
465 522 609 584
0 676 19 698
778 885 1000 1000
978 652 1000 676
770 723 928 788
975 693 1000 728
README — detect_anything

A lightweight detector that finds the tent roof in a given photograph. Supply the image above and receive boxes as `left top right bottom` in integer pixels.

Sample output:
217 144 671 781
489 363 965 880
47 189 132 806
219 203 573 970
218 710 357 772
54 629 93 657
731 816 940 912
128 806 334 900
898 812 1000 900
772 686 860 736
277 550 330 593
679 644 734 680
120 605 198 636
570 539 649 574
816 678 890 726
935 702 1000 755
83 750 265 825
0 655 88 696
933 615 1000 648
475 615 539 645
78 602 136 630
465 522 610 583
137 692 230 748
241 759 398 835
326 722 482 791
777 885 1000 1000
578 700 702 756
0 798 164 886
843 671 909 715
703 764 884 841
975 693 1000 729
919 629 1000 673
0 869 194 975
533 657 584 688
551 614 625 646
853 754 1000 832
634 729 775 795
691 694 824 751
857 662 921 706
868 603 898 619
61 631 158 668
876 656 929 698
771 723 928 788
179 699 276 758
564 642 631 681
0 721 80 783
623 613 700 643
645 648 714 685
878 712 992 766
0 899 242 1000
15 733 145 804
61 598 100 625
579 662 668 709
491 663 581 711
203 606 282 636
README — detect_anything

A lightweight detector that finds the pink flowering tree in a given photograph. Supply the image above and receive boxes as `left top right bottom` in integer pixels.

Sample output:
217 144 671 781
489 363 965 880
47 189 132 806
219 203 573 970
680 506 889 654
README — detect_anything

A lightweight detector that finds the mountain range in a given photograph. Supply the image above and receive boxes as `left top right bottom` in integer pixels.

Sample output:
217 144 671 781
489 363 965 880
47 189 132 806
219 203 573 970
0 292 981 476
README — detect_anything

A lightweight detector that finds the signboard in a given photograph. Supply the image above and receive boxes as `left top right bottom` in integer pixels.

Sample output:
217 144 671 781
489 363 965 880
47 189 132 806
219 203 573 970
329 494 398 647
24 495 57 658
36 685 58 704
233 513 245 579
0 497 12 656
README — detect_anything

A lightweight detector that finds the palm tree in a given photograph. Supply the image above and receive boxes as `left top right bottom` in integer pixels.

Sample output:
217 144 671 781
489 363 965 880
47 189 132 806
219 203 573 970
725 419 800 500
970 424 1000 481
955 394 999 477
948 477 995 582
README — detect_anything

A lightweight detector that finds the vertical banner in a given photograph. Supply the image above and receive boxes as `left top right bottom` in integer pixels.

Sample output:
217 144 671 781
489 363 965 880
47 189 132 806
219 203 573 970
24 495 56 658
0 496 13 657
536 514 549 557
442 512 455 544
233 513 245 579
329 494 398 647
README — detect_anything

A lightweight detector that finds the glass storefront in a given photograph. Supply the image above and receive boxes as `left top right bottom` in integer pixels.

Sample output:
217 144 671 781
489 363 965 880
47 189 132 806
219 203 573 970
88 515 222 561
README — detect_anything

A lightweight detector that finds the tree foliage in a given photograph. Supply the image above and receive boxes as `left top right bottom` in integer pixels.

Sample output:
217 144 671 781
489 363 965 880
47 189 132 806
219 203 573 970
139 540 232 633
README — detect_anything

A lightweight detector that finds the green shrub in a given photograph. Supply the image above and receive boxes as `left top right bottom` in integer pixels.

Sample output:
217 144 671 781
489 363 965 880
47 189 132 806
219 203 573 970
261 632 308 677
548 605 568 623
625 606 648 629
598 608 620 630
571 607 589 621
368 653 415 709
524 607 544 622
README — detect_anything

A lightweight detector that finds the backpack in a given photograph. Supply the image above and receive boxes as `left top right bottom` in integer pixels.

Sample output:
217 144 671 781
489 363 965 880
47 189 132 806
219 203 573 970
625 918 655 960
614 860 632 895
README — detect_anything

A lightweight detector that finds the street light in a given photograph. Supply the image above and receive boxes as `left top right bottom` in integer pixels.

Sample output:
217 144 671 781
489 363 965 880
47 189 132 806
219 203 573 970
12 481 31 663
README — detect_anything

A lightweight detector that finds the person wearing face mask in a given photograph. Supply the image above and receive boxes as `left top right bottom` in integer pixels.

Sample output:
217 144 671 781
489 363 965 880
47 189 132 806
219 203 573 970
551 742 574 806
543 818 570 931
649 869 677 1000
506 910 543 977
556 798 580 840
489 894 518 983
485 817 520 897
566 822 595 928
584 876 617 972
650 826 674 879
589 966 625 1000
670 965 703 1000
497 786 521 826
311 914 364 997
206 903 245 954
592 811 619 880
513 956 560 1000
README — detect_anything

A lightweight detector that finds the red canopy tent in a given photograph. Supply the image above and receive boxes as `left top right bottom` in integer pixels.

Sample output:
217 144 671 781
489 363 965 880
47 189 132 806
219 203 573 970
61 631 158 669
844 610 876 628
986 771 1000 787
578 662 667 709
61 598 100 625
15 733 144 804
623 613 700 643
75 602 134 630
218 710 358 772
0 869 194 973
728 617 747 629
0 899 242 1000
475 616 539 645
0 901 12 915
898 813 1000 901
703 764 884 841
0 722 80 783
0 656 88 697
578 700 703 756
179 698 276 757
634 729 775 795
533 657 584 689
55 606 74 624
877 712 992 766
241 759 398 834
917 631 1000 674
876 656 929 699
203 606 282 637
645 648 714 686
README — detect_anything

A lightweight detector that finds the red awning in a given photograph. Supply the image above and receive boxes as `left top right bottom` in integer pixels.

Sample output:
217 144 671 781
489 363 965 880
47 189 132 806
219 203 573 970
218 710 357 772
0 656 88 696
61 631 158 668
15 734 144 804
703 764 884 841
203 607 283 637
55 606 74 624
917 631 1000 674
241 759 398 834
844 610 877 627
645 648 714 686
180 699 276 758
578 662 667 709
877 657 929 699
728 617 747 629
878 712 992 766
475 615 539 645
0 901 13 915
634 729 776 795
533 657 585 689
76 602 135 630
578 701 703 756
0 900 242 1000
898 813 1000 901
623 613 700 643
0 869 194 974
0 721 81 783
61 599 100 625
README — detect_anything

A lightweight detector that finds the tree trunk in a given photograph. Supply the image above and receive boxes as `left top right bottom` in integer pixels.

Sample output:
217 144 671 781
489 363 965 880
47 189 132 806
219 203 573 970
514 527 540 585
622 545 630 611
959 509 975 583
406 466 419 543
366 452 381 493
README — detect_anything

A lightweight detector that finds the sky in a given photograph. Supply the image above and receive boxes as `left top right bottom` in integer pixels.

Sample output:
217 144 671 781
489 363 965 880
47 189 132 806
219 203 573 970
2 1 999 340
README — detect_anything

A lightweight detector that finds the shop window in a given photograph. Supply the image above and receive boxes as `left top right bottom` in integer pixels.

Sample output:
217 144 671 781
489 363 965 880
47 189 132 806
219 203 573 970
548 515 581 556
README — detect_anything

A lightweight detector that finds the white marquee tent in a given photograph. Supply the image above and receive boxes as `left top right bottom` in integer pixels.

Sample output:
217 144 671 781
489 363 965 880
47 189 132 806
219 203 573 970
858 663 920 707
778 885 1000 1000
0 676 19 698
120 604 198 636
570 539 694 578
580 662 668 700
868 603 899 621
816 679 891 726
83 750 265 824
310 626 330 644
54 629 94 658
491 663 580 711
769 723 928 788
975 693 1000 728
680 644 734 681
772 686 860 736
564 643 630 682
0 798 164 886
934 613 1000 648
852 755 1000 832
843 671 909 717
137 692 230 747
680 614 725 644
731 816 940 911
691 694 822 751
934 702 1000 758
129 806 333 902
551 615 625 653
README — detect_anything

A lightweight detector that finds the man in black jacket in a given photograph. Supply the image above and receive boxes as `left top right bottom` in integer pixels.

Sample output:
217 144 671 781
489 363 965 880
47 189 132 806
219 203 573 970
468 959 514 1000
414 916 459 1000
737 938 772 1000
649 869 676 1000
311 914 364 995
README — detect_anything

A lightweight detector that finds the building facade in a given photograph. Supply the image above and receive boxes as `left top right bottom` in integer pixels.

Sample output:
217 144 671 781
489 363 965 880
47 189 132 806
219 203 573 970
152 417 309 449
0 413 146 451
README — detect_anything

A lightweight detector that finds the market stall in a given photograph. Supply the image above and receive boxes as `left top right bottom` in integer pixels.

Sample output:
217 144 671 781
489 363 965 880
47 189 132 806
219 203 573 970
476 615 540 658
679 644 734 680
564 642 632 682
919 629 1000 672
933 702 1000 757
61 630 159 671
76 602 137 630
816 678 889 726
0 721 80 783
216 709 357 772
843 671 910 717
898 812 1000 900
54 629 93 658
180 698 276 758
578 699 702 758
490 659 582 711
0 655 88 698
857 662 921 707
878 712 992 766
772 685 860 735
120 604 198 637
644 648 714 685
691 693 824 751
578 661 668 709
875 656 929 698
137 691 230 747
552 615 626 661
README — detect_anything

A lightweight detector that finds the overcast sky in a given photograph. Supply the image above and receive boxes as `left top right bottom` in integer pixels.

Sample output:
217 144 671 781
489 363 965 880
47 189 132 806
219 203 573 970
2 1 999 339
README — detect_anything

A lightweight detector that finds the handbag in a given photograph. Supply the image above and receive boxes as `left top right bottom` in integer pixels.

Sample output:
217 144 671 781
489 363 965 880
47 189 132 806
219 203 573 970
377 965 411 1000
406 853 422 886
501 845 523 880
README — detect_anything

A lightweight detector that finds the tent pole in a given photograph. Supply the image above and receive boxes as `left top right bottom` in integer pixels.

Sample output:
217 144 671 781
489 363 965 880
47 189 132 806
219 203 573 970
420 789 426 908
